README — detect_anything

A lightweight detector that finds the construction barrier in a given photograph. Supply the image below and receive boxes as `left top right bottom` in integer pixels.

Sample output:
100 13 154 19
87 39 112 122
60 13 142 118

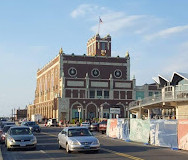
106 119 111 136
129 119 150 143
108 119 118 138
150 120 178 149
116 119 130 140
178 119 188 150
106 118 188 151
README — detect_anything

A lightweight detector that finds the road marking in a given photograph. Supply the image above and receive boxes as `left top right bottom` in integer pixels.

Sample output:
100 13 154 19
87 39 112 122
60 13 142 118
42 132 144 160
40 150 46 154
101 148 144 160
40 132 57 137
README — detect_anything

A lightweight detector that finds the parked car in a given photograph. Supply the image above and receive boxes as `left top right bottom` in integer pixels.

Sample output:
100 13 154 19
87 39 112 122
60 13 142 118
5 126 37 151
0 125 16 143
99 120 107 134
89 123 99 132
21 121 41 133
57 127 100 153
81 122 90 128
46 118 57 127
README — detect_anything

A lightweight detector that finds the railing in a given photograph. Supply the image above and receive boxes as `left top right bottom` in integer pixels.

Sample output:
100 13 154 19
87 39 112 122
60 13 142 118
129 84 188 109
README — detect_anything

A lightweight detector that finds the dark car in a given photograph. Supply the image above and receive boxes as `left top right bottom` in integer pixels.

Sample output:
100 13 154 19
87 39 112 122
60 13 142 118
89 123 99 132
0 122 15 130
99 120 107 134
21 121 41 133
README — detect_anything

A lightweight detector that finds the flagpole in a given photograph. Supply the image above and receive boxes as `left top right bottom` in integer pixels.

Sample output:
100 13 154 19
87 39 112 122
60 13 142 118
97 17 100 34
97 17 103 35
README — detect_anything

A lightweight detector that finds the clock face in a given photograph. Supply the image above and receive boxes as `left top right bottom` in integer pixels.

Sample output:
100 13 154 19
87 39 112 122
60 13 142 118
114 69 122 78
68 67 77 77
91 68 100 77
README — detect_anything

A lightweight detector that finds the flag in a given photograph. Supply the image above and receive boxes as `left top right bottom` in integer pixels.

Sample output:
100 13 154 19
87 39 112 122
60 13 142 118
99 17 103 23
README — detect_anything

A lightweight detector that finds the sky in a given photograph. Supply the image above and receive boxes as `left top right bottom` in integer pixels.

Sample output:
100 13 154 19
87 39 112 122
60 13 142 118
1 0 188 117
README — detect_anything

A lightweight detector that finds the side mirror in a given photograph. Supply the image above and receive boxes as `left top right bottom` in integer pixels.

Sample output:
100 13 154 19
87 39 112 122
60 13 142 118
61 131 65 134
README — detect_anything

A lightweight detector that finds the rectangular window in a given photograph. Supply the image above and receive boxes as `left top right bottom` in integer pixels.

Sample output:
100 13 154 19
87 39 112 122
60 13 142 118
114 91 119 99
101 42 105 50
127 91 132 99
104 91 109 98
97 90 102 98
136 91 144 100
73 90 78 98
149 92 153 96
155 92 159 95
90 90 95 98
120 91 125 99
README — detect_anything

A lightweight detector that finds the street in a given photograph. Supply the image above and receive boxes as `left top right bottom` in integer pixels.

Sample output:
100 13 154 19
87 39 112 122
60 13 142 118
1 127 188 160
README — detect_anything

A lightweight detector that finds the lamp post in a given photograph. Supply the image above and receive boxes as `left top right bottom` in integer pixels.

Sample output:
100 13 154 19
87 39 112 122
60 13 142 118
77 106 82 123
100 105 103 120
98 108 100 119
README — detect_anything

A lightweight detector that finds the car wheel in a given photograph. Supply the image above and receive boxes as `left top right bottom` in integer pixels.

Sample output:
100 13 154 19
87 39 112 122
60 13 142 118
32 146 36 150
94 150 99 153
7 145 10 151
66 143 71 153
58 141 62 149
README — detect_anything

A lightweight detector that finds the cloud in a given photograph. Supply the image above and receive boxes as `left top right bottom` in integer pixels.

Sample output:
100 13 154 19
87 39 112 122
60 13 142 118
162 41 188 73
71 4 100 18
71 4 161 36
145 25 188 41
91 14 146 35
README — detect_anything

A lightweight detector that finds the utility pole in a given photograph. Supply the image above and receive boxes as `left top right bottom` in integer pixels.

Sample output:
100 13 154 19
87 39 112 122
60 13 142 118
14 108 15 122
12 109 13 121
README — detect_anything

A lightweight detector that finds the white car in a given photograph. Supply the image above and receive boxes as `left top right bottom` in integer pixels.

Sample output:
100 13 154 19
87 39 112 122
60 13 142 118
46 118 57 127
5 126 37 151
81 122 90 128
58 127 100 153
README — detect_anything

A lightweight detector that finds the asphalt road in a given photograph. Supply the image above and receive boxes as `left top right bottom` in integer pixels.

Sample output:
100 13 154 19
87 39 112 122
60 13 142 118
1 127 188 160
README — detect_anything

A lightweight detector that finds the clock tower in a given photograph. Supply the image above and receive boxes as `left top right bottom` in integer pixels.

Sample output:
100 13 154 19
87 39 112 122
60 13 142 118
87 34 111 57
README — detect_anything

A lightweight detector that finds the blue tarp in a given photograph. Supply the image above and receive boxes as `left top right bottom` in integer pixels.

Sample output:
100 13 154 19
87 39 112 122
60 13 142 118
150 119 178 148
117 119 129 141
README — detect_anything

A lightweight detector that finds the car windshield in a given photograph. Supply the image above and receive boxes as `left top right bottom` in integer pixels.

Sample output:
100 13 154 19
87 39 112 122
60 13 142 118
27 122 36 126
100 121 107 124
82 122 89 125
3 126 13 132
2 122 15 128
10 128 32 135
68 128 92 137
52 119 56 123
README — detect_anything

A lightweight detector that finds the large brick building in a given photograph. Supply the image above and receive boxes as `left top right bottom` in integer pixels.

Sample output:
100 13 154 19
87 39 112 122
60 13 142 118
28 34 134 122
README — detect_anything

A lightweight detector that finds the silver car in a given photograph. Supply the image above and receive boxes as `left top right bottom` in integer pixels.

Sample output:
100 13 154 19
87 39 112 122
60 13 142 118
58 127 100 153
5 126 37 151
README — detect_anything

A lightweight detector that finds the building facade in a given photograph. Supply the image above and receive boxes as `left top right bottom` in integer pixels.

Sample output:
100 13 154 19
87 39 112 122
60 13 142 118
135 83 161 100
129 72 188 119
28 34 134 122
16 109 27 121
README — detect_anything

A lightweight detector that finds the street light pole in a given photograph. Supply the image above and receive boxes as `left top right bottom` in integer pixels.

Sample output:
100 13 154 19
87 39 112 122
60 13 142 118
77 106 81 123
98 108 100 119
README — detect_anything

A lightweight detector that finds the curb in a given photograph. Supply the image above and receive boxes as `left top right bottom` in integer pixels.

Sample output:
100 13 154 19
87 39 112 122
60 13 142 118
0 145 3 160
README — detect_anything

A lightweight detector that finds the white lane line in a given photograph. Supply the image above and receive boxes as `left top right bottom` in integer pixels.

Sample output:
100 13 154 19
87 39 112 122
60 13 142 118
40 150 46 154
